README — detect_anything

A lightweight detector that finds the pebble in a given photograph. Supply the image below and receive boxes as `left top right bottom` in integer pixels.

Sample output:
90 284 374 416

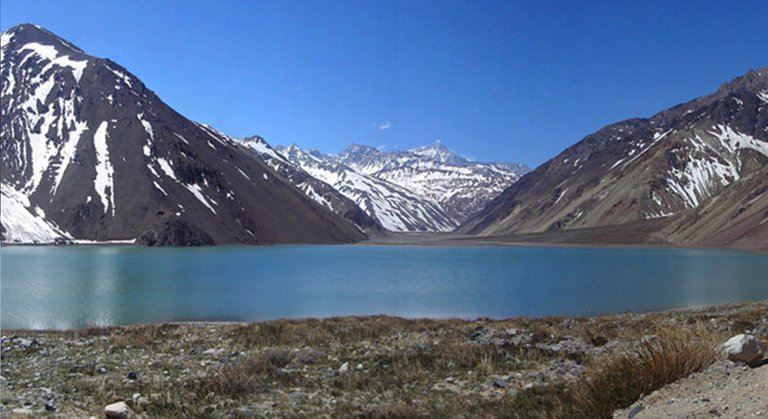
338 362 349 374
493 378 507 388
126 371 138 380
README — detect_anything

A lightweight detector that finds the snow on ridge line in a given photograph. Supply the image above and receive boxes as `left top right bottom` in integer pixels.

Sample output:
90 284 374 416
243 138 288 164
19 42 88 82
105 64 133 88
0 31 14 49
93 121 116 216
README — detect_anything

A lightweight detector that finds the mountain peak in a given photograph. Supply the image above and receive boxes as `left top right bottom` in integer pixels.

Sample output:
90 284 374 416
2 23 84 55
410 142 468 165
716 67 768 97
343 144 381 156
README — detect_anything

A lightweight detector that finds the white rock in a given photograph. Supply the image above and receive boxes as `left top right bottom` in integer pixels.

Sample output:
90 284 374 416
356 363 364 370
11 408 36 417
723 334 765 365
104 401 133 419
338 362 349 374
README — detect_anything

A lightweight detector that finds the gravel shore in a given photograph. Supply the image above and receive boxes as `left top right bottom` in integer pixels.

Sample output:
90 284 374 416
1 301 766 417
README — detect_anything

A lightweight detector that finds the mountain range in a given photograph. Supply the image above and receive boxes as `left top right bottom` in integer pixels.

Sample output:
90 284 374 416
1 23 766 251
256 143 527 232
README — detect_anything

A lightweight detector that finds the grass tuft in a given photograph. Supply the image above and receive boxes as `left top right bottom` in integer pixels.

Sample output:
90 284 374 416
566 321 722 417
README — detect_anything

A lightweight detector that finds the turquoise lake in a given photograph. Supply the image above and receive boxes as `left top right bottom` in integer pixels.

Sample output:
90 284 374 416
1 245 766 329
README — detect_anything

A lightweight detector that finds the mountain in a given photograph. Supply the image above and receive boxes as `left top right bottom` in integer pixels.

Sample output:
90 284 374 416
241 135 383 234
338 143 529 223
461 68 768 250
274 144 456 232
0 23 366 245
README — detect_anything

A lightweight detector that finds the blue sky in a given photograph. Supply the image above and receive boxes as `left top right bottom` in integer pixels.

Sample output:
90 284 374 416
2 0 767 167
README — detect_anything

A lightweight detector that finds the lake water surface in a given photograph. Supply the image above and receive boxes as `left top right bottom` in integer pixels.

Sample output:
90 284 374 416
1 245 766 329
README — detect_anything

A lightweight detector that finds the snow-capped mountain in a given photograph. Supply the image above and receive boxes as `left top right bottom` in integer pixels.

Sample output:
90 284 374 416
338 143 529 223
461 68 768 249
0 24 366 245
241 135 383 234
273 144 456 232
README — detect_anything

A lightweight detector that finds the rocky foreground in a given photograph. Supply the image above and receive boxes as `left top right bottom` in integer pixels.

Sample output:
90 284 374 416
1 302 766 418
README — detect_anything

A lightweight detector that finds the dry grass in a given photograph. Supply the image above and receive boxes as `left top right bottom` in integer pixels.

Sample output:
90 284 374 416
5 303 758 417
207 348 297 395
563 321 723 417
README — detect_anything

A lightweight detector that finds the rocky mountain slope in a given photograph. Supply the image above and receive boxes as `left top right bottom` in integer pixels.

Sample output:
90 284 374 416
273 144 455 231
461 68 768 249
339 143 528 223
253 143 527 232
241 136 383 234
0 24 366 245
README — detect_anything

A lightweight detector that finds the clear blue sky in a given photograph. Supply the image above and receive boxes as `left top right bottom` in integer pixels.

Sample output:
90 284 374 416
2 0 767 167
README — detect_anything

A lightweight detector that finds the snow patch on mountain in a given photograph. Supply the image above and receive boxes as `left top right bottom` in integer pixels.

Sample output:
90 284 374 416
93 121 116 216
339 143 528 223
1 183 71 243
20 42 87 82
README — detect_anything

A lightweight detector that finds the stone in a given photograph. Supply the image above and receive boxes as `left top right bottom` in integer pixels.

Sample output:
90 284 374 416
16 338 39 349
104 401 134 419
493 378 507 388
44 401 56 411
10 408 35 417
338 362 349 374
127 371 138 380
356 363 363 370
723 334 765 366
628 404 644 419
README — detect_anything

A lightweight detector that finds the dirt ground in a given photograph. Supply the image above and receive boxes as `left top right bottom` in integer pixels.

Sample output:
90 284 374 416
615 359 768 418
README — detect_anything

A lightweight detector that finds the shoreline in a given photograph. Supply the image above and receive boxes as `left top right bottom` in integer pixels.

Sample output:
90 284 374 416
3 236 767 254
5 299 768 333
2 300 765 417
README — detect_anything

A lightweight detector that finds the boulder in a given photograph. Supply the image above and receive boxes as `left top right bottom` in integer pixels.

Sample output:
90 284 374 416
104 401 134 419
722 334 765 366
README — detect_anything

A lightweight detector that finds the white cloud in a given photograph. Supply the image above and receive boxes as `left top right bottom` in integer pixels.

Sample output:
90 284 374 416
377 121 392 130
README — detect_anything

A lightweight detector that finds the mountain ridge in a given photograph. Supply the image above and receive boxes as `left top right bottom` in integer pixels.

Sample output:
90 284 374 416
0 23 366 245
261 141 529 231
460 67 768 250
